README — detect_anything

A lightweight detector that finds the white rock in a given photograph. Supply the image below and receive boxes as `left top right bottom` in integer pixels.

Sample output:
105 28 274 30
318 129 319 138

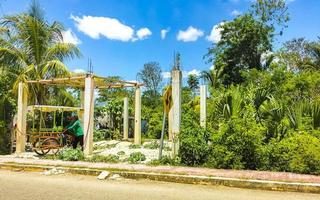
43 168 65 176
109 174 121 180
97 171 110 180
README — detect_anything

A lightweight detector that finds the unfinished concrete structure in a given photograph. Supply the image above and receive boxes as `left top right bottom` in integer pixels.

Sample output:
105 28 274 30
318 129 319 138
171 54 182 157
200 85 207 128
16 74 143 156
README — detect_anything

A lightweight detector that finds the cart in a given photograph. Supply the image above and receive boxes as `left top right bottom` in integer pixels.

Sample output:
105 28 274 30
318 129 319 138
28 105 83 155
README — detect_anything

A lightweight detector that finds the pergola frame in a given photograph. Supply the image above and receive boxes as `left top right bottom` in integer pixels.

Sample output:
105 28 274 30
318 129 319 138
15 73 143 156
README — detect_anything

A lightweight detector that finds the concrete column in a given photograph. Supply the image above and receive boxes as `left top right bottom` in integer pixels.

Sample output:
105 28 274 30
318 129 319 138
83 76 95 156
79 89 85 124
200 85 207 128
134 86 141 145
171 69 182 157
123 97 129 140
16 82 27 153
168 109 173 141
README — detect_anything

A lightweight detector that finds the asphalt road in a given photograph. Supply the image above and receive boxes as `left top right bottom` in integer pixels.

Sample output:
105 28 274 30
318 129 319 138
0 170 319 200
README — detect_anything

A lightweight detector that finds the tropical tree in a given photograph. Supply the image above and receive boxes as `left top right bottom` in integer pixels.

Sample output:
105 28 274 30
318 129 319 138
205 14 273 86
187 74 199 95
0 0 81 104
137 61 162 98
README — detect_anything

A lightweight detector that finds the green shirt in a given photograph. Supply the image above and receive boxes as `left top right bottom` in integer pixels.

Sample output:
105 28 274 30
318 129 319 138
67 120 84 137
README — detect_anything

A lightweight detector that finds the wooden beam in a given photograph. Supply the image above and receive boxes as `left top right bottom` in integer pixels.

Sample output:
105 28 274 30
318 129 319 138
26 76 86 84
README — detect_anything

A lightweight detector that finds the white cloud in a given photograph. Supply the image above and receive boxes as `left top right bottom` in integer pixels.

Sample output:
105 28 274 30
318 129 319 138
162 69 201 79
71 15 151 42
136 28 152 40
62 28 81 45
231 9 241 16
206 22 225 43
161 28 170 39
177 26 204 42
73 68 86 74
187 69 201 76
162 72 171 79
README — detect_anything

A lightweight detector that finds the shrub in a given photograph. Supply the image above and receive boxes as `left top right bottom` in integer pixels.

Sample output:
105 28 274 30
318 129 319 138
147 156 180 166
206 112 265 170
93 143 117 151
86 154 120 163
128 152 146 163
93 129 111 142
117 151 125 156
143 140 160 149
179 127 209 166
129 144 141 149
57 147 84 161
259 133 320 174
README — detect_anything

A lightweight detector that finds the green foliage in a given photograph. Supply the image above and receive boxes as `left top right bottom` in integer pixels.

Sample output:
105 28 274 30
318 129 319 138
147 156 180 166
143 140 160 149
129 144 141 149
208 111 265 169
206 14 273 86
144 107 163 138
93 129 112 142
93 142 118 151
0 1 81 105
137 62 162 98
259 133 320 174
86 154 120 163
251 0 289 29
128 152 146 164
178 106 209 165
57 147 84 161
187 74 199 94
117 151 125 156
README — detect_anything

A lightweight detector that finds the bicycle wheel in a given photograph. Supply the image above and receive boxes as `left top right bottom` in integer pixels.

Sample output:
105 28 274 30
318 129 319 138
33 138 50 155
42 138 60 155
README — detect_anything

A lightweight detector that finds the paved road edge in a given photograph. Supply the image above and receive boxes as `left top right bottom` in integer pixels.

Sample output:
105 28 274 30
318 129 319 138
1 162 319 194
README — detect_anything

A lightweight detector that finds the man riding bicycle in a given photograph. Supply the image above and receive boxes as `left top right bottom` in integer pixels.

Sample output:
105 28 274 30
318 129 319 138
65 115 84 150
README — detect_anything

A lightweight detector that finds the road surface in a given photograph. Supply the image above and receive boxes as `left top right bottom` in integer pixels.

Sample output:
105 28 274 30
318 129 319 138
0 170 319 200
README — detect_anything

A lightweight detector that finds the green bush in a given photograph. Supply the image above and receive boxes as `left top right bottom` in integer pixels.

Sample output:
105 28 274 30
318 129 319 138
93 129 111 142
147 156 180 166
206 112 265 170
259 133 320 174
128 152 146 163
143 140 160 149
117 151 125 156
86 154 120 163
179 127 209 166
57 147 84 161
129 144 141 149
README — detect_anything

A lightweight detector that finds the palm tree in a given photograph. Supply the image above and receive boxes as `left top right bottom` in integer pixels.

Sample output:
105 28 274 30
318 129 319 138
200 66 223 89
0 0 81 104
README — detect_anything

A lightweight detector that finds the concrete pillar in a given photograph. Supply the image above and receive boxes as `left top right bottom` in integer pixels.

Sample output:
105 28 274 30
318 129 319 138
168 109 173 141
200 85 207 128
16 82 27 153
134 86 141 145
171 69 182 157
83 76 95 156
79 89 85 124
123 97 129 140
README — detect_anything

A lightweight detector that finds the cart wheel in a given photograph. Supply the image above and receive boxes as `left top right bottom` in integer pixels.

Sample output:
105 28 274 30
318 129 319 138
33 139 50 155
42 138 60 155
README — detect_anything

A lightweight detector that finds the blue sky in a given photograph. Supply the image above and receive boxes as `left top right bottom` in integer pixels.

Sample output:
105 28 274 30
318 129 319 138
1 0 319 81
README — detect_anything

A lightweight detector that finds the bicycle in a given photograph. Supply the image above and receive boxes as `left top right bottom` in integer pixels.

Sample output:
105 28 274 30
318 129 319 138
33 130 74 155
